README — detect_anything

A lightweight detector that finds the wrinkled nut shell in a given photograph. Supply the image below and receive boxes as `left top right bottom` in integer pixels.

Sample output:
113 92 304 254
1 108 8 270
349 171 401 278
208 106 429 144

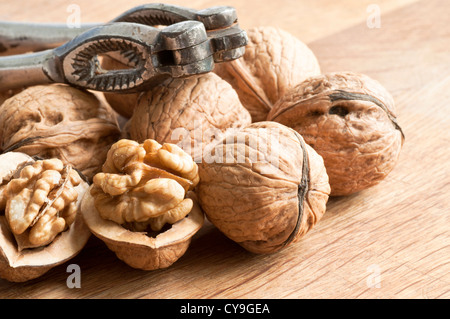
0 152 90 282
127 73 251 161
0 88 23 107
214 26 321 122
267 72 404 196
196 121 330 254
0 84 121 180
81 190 204 270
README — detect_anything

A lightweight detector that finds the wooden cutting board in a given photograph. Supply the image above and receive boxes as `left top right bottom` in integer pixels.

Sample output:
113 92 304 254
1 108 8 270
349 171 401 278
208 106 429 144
0 0 448 299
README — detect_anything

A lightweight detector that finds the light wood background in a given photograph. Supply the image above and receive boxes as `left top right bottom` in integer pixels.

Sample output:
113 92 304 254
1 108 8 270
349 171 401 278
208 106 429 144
0 0 449 299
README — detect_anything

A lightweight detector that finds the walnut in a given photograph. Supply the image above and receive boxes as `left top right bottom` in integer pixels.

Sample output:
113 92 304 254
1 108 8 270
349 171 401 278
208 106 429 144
0 152 90 282
126 73 251 162
267 71 405 196
0 84 121 180
214 26 321 122
81 139 204 270
196 121 330 254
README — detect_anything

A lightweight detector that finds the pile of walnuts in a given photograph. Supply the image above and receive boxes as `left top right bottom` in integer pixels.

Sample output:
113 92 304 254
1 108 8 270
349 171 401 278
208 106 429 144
0 25 403 282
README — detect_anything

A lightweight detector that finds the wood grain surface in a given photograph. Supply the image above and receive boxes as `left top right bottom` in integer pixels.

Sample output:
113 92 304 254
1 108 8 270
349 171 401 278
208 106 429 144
0 0 449 299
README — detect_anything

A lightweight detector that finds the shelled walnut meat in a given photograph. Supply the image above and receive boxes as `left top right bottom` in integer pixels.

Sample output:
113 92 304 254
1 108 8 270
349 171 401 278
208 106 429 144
267 72 405 196
126 73 251 162
0 84 121 181
214 26 321 122
196 121 330 254
0 152 90 282
81 139 204 270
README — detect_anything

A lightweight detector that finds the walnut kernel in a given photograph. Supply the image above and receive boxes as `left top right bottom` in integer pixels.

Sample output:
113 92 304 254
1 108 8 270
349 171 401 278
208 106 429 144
4 158 82 249
0 152 90 282
82 139 204 270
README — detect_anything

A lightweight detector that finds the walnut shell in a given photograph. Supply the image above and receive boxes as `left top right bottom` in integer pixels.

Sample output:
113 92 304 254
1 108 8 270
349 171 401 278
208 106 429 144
81 190 203 270
214 26 321 122
0 84 121 180
0 152 90 282
267 72 405 196
196 121 330 254
104 91 140 119
0 88 23 106
127 73 251 161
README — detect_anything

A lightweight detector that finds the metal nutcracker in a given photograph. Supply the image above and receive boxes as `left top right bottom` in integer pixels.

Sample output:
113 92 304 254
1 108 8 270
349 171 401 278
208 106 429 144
0 3 248 93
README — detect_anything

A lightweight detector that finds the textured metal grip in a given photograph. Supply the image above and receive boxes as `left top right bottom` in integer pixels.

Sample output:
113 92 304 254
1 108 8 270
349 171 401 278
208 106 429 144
62 35 153 92
112 3 237 29
112 3 194 26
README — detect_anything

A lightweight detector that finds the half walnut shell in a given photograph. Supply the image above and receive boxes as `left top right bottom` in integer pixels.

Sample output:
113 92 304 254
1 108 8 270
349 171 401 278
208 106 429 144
81 190 203 270
197 121 330 254
0 152 90 282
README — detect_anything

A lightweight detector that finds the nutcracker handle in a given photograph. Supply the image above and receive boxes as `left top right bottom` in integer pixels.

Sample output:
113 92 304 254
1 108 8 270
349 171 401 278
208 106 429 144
0 3 241 57
0 21 216 93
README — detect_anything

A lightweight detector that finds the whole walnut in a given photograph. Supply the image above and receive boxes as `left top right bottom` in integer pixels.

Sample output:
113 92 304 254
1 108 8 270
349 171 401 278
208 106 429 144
267 72 405 196
214 26 321 122
0 84 121 180
196 121 330 254
127 73 252 162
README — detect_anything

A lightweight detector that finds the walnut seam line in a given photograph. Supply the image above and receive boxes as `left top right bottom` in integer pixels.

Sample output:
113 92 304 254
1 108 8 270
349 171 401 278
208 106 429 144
282 130 310 248
329 90 405 141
